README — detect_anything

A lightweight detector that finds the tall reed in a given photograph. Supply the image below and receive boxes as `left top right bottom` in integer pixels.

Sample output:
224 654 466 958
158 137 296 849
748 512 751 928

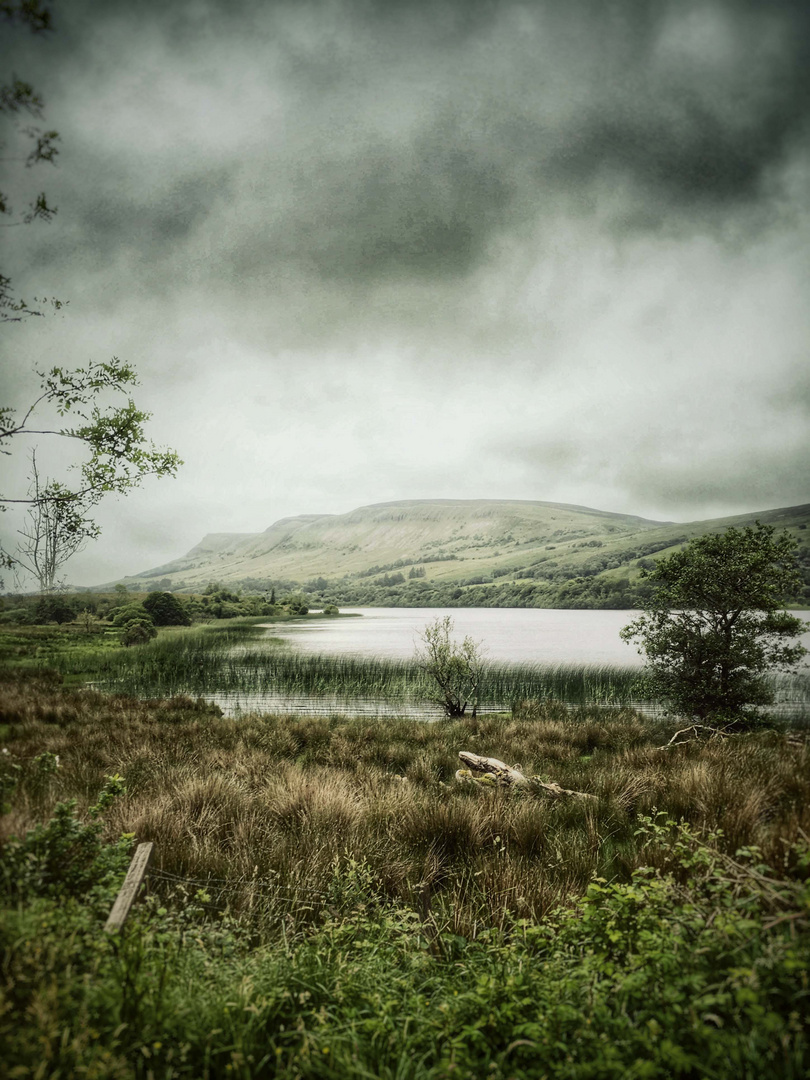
56 622 647 711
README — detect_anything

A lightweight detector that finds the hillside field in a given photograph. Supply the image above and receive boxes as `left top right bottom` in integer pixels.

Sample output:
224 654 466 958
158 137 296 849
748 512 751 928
111 498 810 609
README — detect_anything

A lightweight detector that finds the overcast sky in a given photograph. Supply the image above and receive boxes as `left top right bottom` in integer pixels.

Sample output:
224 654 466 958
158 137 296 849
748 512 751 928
2 0 809 586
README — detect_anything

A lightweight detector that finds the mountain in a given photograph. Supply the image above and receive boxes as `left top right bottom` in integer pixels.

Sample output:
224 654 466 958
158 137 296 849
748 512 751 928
114 499 810 609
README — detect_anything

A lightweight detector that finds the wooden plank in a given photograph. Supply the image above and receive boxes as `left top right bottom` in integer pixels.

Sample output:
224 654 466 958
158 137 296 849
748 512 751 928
104 841 154 933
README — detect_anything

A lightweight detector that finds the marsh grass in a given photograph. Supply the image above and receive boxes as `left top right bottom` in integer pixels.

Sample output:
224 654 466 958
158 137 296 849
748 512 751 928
2 670 808 940
49 620 651 711
6 619 808 722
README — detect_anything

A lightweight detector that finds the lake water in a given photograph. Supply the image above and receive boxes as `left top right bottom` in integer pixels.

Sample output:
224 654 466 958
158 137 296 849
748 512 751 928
262 606 810 668
197 606 810 721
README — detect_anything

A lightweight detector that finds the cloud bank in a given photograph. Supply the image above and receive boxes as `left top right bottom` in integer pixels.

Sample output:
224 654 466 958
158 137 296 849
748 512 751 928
2 0 808 583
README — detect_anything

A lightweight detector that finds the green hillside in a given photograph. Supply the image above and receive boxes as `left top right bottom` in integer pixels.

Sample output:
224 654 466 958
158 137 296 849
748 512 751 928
119 499 810 608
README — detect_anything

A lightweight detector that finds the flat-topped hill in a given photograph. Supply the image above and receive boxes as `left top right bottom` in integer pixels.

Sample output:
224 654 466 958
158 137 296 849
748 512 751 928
114 499 810 608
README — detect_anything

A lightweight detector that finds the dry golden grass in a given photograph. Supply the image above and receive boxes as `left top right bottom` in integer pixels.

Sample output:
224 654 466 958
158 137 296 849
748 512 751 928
2 670 808 936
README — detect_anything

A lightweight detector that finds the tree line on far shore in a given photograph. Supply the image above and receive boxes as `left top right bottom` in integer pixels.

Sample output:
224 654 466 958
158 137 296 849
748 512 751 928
0 583 339 643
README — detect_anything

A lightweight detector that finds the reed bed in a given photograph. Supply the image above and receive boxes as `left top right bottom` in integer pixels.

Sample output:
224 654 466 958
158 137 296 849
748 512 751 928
51 620 810 721
55 621 649 712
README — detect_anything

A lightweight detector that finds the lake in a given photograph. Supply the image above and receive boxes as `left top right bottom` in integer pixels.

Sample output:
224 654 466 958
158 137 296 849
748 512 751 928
198 606 809 722
263 606 810 667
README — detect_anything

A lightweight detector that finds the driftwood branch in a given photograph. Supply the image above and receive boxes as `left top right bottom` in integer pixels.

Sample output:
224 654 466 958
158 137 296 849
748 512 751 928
655 723 733 750
455 751 596 801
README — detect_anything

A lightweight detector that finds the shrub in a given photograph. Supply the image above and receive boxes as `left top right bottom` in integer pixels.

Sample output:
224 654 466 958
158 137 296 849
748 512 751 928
1 774 131 902
285 592 309 615
416 615 484 717
143 591 192 626
36 597 76 624
121 618 158 647
110 601 150 627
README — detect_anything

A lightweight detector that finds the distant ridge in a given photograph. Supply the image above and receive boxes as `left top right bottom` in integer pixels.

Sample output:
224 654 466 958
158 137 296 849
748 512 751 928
108 498 810 608
348 497 676 525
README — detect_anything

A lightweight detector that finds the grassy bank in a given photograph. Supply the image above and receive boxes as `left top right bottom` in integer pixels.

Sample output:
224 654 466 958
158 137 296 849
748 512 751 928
2 670 809 1076
3 670 809 925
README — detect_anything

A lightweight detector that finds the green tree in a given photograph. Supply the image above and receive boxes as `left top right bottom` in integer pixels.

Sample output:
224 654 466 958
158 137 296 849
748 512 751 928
35 594 73 624
285 592 309 616
620 523 807 724
142 591 190 627
416 616 484 718
1 358 182 584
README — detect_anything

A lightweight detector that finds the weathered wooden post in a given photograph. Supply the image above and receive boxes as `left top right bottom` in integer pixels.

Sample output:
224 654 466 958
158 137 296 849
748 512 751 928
104 841 154 933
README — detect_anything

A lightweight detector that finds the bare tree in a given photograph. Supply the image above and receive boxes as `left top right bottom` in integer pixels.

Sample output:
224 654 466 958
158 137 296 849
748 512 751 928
14 453 99 592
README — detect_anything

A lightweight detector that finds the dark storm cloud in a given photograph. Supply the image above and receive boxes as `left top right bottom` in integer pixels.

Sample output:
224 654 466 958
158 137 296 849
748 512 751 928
9 0 810 297
617 446 810 515
229 125 514 283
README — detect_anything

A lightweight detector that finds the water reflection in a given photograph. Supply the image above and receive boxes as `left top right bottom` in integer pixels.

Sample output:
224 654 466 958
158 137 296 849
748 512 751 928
259 607 652 665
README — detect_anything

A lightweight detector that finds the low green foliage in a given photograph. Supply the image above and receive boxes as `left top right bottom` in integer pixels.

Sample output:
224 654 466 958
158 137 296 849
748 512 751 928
1 808 808 1078
1 772 132 902
110 602 152 628
121 617 158 647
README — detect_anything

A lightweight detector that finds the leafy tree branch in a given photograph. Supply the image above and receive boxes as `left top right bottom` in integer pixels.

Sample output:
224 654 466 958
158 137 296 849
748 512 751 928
1 358 182 585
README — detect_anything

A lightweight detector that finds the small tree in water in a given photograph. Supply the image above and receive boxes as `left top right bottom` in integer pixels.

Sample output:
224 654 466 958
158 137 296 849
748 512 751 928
620 522 807 726
416 616 484 718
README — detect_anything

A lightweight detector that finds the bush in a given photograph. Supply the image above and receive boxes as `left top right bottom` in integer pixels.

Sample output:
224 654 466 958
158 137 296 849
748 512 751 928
285 592 309 615
0 607 36 625
143 591 192 626
110 602 150 628
1 774 131 902
36 597 76 624
121 618 158 646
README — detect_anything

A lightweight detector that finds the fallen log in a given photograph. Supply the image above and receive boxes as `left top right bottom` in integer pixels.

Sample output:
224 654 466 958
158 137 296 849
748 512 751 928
455 751 597 801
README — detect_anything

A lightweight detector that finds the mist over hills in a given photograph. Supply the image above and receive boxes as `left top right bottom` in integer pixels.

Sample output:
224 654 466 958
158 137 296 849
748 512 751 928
108 499 810 609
